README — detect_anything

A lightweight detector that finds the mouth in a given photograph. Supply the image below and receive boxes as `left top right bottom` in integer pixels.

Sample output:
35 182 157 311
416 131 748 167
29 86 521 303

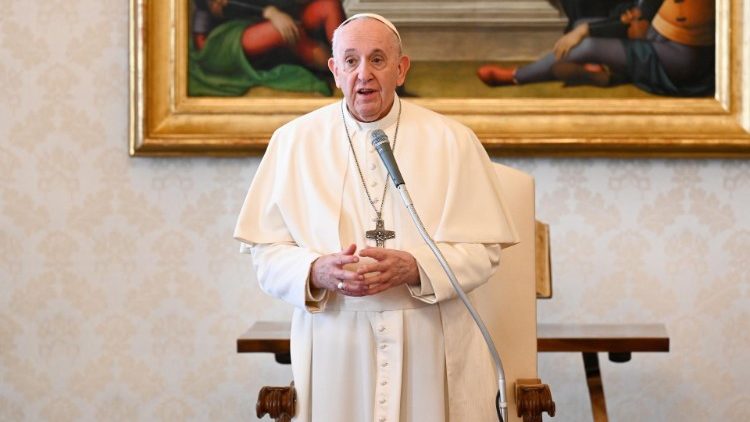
357 88 377 97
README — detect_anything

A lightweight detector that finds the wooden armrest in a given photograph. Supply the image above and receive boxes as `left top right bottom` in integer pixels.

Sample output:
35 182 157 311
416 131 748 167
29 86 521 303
257 382 295 422
516 378 556 422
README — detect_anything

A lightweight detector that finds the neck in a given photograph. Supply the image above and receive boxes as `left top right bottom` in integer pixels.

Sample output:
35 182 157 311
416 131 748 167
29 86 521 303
343 96 400 131
347 100 395 124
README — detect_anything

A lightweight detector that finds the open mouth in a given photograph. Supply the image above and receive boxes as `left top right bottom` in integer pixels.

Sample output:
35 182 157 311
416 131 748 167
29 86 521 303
357 88 377 96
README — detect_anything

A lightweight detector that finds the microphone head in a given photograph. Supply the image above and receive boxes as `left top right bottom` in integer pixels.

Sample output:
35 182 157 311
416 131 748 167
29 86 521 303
371 129 389 147
369 128 404 187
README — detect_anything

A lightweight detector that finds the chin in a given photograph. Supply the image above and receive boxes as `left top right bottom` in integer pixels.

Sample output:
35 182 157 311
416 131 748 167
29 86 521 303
357 115 377 122
354 109 379 122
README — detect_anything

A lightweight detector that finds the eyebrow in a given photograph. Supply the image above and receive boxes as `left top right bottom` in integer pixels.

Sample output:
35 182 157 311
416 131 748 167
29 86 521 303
342 48 387 56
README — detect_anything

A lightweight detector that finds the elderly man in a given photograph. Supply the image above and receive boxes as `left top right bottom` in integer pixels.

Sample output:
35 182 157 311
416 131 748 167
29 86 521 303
235 13 516 421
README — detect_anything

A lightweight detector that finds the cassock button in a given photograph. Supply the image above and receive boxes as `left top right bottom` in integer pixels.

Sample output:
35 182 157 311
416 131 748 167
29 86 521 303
380 344 387 350
371 180 378 188
379 417 386 422
379 398 386 404
378 325 386 333
380 380 388 386
370 162 376 170
381 361 388 367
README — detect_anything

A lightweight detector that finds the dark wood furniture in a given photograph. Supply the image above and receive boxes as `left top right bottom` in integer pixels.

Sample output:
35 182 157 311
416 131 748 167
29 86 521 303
239 321 668 422
537 323 670 422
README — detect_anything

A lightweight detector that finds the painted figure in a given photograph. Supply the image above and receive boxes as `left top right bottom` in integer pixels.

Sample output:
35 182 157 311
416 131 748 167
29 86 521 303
478 0 715 97
189 0 345 96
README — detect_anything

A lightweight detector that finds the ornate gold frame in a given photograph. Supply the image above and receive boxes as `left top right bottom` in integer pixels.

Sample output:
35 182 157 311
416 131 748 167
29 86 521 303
130 0 750 157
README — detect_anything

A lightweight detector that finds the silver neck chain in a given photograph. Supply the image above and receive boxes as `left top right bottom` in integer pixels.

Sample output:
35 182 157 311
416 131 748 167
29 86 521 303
341 99 402 220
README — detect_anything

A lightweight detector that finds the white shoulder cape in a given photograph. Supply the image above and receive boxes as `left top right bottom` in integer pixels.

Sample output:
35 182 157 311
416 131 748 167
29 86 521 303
234 100 517 251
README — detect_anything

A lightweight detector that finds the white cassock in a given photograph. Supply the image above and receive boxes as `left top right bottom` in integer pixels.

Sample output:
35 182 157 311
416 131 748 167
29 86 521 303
234 96 518 422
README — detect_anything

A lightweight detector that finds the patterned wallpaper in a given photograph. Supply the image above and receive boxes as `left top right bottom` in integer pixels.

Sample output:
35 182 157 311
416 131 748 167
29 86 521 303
510 158 750 421
1 1 748 421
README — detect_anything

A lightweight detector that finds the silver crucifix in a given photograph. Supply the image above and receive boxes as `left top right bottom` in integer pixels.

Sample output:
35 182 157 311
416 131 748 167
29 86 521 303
366 218 395 247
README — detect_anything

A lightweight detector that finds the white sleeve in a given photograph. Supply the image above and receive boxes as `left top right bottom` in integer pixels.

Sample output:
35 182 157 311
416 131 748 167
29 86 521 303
406 243 501 304
244 242 327 312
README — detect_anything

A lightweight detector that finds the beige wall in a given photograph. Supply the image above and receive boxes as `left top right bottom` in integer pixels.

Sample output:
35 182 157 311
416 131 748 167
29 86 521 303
508 157 750 421
1 1 748 421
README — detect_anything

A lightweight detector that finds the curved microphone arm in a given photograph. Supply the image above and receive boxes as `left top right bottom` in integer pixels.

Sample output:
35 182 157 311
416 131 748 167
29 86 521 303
371 128 507 421
395 184 508 422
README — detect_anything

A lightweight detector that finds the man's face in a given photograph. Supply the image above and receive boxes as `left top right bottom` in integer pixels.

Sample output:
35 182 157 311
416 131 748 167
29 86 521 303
328 19 410 122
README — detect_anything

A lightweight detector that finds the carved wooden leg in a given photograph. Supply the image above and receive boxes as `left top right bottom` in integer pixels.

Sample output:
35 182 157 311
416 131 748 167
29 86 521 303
516 378 556 422
256 382 296 422
582 352 608 422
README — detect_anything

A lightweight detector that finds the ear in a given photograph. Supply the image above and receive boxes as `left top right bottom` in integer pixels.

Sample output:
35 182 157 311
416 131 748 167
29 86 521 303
328 57 341 88
396 55 411 86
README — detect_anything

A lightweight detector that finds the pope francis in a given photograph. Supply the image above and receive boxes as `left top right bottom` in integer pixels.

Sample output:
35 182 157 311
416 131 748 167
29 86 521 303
235 13 518 422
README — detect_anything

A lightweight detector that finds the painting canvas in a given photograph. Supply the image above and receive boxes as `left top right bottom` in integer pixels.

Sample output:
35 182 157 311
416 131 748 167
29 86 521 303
187 0 341 98
130 0 750 156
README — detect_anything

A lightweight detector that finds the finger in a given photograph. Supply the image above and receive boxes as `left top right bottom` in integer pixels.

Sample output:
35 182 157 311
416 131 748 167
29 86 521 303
553 37 565 52
365 282 392 296
283 29 295 44
358 272 390 286
359 247 392 261
356 262 386 275
339 280 368 295
277 23 294 43
351 272 388 287
358 247 379 258
289 25 300 43
284 24 299 45
553 43 564 60
336 253 359 267
345 291 367 297
341 243 357 255
332 269 363 281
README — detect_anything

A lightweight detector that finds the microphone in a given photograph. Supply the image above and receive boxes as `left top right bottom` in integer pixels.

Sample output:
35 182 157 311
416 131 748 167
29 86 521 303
370 128 509 422
371 129 405 187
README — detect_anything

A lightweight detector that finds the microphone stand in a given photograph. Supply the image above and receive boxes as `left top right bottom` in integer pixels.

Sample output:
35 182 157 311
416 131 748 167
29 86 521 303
395 183 508 422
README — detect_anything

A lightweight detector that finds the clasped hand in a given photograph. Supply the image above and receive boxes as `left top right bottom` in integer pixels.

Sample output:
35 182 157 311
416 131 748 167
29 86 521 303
311 244 419 297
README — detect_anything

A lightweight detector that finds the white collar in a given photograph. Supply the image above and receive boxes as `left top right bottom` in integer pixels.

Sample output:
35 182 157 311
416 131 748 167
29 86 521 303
341 94 401 133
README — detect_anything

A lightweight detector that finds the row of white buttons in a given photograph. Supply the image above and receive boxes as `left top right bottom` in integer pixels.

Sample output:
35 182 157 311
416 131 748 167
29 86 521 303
364 138 379 194
376 322 390 422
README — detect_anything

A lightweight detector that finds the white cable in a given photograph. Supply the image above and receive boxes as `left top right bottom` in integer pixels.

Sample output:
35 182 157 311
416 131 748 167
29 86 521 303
397 185 508 422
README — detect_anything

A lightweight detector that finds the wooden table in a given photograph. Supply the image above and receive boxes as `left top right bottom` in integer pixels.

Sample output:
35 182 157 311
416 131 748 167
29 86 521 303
538 323 669 422
239 322 669 422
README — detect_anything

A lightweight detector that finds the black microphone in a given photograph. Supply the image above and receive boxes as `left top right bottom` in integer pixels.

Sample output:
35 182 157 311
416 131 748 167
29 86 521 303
371 129 405 187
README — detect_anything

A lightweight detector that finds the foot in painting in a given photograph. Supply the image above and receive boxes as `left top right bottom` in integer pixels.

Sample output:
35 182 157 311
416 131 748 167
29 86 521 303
477 65 518 86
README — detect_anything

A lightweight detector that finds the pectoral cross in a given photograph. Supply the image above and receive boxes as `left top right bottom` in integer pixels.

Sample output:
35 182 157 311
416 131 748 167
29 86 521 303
366 218 395 247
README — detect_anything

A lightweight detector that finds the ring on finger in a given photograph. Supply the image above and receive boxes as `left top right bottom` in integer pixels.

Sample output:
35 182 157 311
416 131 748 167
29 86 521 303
337 281 345 291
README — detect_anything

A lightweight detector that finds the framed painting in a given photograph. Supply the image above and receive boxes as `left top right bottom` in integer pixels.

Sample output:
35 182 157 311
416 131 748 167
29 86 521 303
129 0 750 157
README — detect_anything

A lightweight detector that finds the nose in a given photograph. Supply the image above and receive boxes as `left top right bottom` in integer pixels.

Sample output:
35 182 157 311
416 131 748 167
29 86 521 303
355 60 374 82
